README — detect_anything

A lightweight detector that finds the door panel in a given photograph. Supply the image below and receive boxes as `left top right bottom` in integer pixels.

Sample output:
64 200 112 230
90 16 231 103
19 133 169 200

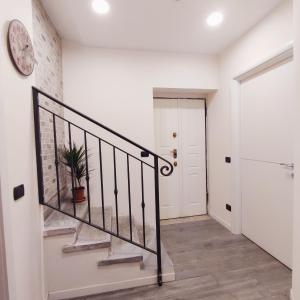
154 98 207 219
241 160 293 268
241 61 295 163
180 100 207 216
154 99 180 219
240 60 295 268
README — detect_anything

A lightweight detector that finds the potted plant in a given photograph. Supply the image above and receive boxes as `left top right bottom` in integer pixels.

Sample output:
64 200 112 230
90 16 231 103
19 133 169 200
61 143 88 203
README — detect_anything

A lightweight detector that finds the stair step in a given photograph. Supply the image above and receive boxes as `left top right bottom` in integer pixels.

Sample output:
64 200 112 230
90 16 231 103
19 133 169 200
63 207 112 253
139 227 174 275
44 201 88 237
98 216 143 267
98 253 143 266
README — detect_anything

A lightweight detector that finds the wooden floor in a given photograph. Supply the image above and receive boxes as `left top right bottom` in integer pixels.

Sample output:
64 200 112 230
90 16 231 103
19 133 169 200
72 218 292 300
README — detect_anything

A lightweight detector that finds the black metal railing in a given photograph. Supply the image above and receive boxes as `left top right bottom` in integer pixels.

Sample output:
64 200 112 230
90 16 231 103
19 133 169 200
32 87 173 286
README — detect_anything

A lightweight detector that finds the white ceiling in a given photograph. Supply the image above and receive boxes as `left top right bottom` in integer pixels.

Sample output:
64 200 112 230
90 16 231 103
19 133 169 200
41 0 284 54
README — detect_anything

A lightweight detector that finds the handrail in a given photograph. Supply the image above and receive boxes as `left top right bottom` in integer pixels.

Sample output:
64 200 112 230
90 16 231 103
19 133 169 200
38 105 155 169
32 86 174 287
32 87 173 176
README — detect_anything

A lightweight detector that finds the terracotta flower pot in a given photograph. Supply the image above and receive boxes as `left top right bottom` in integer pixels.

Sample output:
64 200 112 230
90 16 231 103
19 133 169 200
73 186 85 203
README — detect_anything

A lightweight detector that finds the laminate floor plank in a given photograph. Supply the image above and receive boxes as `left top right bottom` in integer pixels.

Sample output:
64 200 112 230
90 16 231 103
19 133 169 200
69 218 292 300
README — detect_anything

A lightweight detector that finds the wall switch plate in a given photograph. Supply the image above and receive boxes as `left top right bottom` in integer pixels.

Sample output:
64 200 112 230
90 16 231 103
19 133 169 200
225 157 231 163
14 184 25 201
226 204 232 212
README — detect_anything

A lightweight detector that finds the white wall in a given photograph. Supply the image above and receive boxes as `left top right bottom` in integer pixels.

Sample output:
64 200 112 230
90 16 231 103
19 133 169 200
207 0 293 229
0 183 9 300
62 42 218 148
62 42 219 224
292 0 300 298
0 0 44 299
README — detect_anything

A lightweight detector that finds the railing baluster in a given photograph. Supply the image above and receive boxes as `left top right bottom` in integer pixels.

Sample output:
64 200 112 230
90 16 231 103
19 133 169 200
52 114 61 210
99 139 105 229
68 122 76 217
38 105 154 169
154 156 162 286
84 131 91 223
33 88 175 287
113 147 119 235
127 154 133 241
141 162 146 247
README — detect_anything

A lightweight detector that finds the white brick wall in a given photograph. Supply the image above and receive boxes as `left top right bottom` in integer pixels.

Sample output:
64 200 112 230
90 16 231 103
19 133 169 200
32 0 66 207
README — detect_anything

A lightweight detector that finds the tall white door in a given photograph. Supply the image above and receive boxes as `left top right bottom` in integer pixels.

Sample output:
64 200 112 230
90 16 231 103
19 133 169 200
240 60 295 268
154 98 207 219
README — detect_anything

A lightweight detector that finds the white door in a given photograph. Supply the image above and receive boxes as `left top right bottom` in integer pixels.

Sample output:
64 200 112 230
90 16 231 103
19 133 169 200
240 60 295 268
154 98 207 219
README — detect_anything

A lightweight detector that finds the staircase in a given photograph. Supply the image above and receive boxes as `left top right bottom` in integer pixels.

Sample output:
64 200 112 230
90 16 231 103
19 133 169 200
44 201 174 299
32 87 175 299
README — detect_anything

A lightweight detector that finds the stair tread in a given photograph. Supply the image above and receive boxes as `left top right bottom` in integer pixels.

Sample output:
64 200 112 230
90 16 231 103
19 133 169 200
44 201 88 237
63 207 112 253
110 216 141 255
98 253 143 266
98 216 143 266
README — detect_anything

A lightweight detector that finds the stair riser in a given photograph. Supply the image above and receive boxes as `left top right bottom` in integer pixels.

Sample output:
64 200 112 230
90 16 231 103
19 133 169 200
63 241 111 253
98 255 143 267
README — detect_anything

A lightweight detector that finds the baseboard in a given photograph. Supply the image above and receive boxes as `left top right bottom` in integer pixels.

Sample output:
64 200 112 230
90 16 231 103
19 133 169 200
48 272 175 300
290 289 294 300
209 212 232 231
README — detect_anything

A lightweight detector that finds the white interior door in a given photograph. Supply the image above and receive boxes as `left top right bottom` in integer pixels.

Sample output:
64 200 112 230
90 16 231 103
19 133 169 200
154 98 207 219
154 99 180 219
240 60 295 268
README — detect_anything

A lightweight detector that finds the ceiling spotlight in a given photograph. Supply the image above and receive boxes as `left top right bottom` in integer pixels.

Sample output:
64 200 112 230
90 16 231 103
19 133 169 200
92 0 110 15
206 11 224 27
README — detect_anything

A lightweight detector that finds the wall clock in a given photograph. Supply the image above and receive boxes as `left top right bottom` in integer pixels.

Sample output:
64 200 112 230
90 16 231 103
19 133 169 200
7 19 35 76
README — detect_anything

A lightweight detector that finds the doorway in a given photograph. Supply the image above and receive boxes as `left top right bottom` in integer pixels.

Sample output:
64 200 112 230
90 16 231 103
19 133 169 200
239 58 295 268
154 97 207 220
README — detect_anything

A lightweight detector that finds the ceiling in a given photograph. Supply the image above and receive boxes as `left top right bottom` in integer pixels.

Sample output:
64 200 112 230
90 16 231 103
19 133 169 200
41 0 284 54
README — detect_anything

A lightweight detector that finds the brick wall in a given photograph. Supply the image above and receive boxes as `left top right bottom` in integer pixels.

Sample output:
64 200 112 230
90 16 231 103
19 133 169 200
32 0 66 210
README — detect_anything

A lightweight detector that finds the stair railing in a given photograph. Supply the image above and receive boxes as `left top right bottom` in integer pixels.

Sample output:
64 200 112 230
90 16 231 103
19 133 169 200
32 87 173 286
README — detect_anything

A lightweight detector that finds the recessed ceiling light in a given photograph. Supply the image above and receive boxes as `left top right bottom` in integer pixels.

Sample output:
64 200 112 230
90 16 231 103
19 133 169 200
206 11 224 27
92 0 110 15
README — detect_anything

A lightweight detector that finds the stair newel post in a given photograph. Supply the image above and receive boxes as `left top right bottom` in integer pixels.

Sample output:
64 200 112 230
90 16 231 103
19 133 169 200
154 156 163 286
33 87 45 205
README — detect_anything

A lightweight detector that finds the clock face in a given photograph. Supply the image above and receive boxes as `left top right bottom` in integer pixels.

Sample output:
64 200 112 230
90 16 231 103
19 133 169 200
8 19 35 76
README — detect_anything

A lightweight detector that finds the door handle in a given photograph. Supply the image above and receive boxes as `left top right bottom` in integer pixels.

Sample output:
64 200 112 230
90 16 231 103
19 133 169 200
171 149 177 159
280 163 294 169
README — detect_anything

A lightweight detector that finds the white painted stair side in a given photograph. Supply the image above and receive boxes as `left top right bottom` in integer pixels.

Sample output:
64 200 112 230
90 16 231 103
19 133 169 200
43 206 175 300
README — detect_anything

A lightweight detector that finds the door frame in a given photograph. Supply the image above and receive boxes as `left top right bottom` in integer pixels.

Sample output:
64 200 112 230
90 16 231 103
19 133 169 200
153 96 209 214
230 42 294 234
